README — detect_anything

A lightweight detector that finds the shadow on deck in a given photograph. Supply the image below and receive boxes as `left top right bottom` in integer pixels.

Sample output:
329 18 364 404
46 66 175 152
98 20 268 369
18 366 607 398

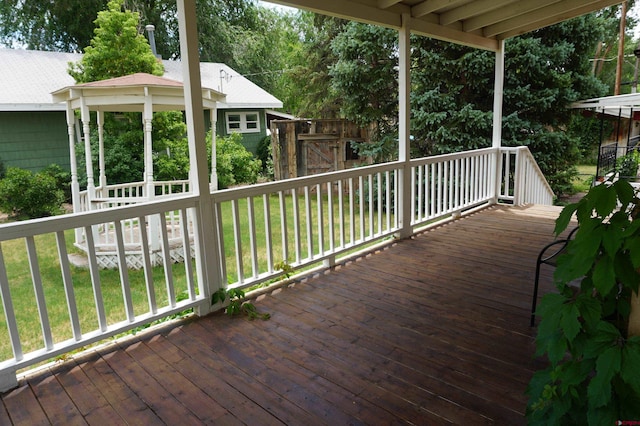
0 203 566 425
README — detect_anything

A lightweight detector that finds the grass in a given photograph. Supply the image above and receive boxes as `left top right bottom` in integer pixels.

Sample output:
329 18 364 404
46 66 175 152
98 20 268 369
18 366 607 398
572 164 597 193
0 190 395 363
0 230 191 361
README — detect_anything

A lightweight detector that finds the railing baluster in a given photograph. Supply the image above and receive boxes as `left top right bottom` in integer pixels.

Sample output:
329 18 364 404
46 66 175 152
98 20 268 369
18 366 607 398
304 185 313 260
55 231 81 340
0 245 23 361
231 199 244 284
349 178 355 246
385 171 391 231
292 188 301 264
359 175 365 243
215 202 228 284
368 174 374 239
158 213 176 308
278 191 288 264
138 214 157 313
317 184 324 256
114 220 134 322
377 172 382 235
180 209 196 300
393 170 399 229
327 181 335 252
25 236 53 350
247 196 259 278
338 180 345 248
413 165 419 223
263 194 273 274
84 225 107 332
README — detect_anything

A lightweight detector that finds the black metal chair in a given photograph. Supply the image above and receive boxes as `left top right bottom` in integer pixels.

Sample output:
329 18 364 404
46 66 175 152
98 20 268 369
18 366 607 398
531 226 579 327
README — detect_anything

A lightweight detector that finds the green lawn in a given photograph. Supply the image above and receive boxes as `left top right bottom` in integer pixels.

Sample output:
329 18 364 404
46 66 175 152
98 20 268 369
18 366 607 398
572 164 597 193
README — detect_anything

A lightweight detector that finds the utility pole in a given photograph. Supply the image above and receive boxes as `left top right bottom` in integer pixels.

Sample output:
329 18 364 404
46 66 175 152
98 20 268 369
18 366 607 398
615 1 628 95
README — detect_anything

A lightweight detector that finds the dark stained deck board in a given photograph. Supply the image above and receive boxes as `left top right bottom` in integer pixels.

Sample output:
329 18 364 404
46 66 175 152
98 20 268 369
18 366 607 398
0 203 568 425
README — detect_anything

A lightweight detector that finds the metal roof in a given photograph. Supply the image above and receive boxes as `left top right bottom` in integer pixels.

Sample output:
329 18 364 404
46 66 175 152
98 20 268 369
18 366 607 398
267 0 622 51
0 48 282 112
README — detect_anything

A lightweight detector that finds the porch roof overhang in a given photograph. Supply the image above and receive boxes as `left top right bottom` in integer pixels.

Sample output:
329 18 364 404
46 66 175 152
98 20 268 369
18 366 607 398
51 72 226 112
571 93 640 119
266 0 622 51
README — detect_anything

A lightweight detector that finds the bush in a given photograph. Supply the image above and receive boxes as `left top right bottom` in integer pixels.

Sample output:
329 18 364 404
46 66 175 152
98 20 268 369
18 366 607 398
208 133 262 189
0 167 64 219
617 150 640 180
40 164 72 203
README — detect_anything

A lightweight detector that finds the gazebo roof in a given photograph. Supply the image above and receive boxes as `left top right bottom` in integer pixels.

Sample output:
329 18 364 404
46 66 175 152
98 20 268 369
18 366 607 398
51 72 226 112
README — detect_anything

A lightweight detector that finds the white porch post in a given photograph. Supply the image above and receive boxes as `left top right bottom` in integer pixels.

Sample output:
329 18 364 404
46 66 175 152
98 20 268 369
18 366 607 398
80 98 95 206
177 0 223 313
210 108 218 190
97 111 107 189
492 39 505 203
397 13 413 239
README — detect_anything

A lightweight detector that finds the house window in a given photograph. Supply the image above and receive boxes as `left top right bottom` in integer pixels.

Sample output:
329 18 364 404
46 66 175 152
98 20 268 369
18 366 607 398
226 112 260 133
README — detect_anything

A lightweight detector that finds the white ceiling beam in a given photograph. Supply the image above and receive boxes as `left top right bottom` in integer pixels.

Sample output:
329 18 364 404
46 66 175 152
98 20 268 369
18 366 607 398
440 0 516 26
411 0 465 18
410 17 499 51
267 0 403 28
496 0 623 39
464 0 560 32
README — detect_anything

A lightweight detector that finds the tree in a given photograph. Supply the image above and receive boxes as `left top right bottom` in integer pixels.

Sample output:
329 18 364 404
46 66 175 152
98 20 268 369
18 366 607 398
324 17 610 188
68 0 163 82
0 0 108 51
283 13 347 117
69 0 182 187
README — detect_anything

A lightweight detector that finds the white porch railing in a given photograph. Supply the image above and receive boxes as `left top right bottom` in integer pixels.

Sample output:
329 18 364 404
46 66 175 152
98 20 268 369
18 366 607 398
498 146 555 205
0 146 553 390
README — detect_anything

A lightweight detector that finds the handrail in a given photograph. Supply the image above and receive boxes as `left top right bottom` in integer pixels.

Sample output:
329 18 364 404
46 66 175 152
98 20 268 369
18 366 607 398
0 146 553 391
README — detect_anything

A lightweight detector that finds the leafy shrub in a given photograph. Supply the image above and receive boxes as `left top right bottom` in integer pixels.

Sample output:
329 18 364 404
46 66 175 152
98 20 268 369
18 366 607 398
527 179 640 424
617 150 640 180
40 164 72 203
207 133 261 189
256 135 273 177
0 167 64 219
0 158 5 179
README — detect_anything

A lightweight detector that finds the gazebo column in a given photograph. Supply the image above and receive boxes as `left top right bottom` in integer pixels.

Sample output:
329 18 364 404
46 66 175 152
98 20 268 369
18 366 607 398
66 102 82 244
80 98 96 208
143 92 155 199
97 111 107 189
210 108 218 190
491 39 505 203
142 94 160 254
397 13 412 239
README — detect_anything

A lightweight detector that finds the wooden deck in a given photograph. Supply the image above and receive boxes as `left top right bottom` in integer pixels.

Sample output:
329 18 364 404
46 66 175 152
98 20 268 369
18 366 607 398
0 203 567 425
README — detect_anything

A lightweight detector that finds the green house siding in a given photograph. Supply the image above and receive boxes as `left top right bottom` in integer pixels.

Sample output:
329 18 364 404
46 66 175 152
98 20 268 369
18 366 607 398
216 109 267 156
0 111 70 172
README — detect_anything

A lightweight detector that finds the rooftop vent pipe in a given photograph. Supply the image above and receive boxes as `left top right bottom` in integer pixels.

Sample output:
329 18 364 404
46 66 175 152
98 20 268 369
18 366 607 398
145 24 160 59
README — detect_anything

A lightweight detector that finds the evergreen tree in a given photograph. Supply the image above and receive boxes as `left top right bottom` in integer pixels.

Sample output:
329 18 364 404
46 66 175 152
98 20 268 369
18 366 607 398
68 0 163 83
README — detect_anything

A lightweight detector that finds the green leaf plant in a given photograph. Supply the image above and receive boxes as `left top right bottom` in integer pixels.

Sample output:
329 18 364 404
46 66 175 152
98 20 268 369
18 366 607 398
211 288 270 321
526 178 640 425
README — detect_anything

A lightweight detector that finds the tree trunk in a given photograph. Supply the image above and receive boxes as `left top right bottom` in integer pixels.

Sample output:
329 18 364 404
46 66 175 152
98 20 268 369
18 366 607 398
629 291 640 337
